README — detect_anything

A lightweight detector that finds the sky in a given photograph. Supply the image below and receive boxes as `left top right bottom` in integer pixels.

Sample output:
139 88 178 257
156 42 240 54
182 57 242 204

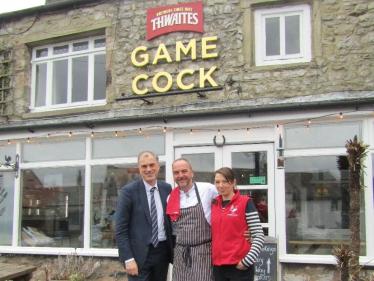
0 0 45 14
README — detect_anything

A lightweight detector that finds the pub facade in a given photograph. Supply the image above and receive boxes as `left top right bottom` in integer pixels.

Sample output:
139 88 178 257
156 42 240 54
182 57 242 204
0 0 373 279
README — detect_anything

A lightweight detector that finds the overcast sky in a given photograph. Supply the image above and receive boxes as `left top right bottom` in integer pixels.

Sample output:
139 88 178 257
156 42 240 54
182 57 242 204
0 0 45 14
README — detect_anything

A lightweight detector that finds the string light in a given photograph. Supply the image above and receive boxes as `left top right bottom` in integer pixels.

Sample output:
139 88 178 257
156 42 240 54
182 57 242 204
115 131 118 137
190 129 193 135
47 134 50 138
276 125 280 131
163 127 167 133
91 132 94 137
68 132 72 137
217 129 221 135
7 140 10 145
246 128 249 134
27 138 30 143
139 128 142 134
308 119 311 124
340 112 343 119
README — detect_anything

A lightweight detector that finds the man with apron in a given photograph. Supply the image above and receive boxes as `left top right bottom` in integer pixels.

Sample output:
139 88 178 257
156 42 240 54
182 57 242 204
167 158 218 281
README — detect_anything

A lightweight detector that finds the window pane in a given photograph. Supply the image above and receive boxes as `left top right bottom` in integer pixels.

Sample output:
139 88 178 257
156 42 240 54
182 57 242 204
91 163 165 248
285 123 361 149
232 151 267 185
94 39 106 48
73 42 89 52
181 153 214 182
36 48 48 58
285 15 300 54
241 189 268 230
22 140 85 162
52 60 68 105
285 156 366 255
0 172 16 246
94 54 106 100
265 17 280 56
72 56 88 102
92 135 165 159
35 63 47 107
53 45 69 55
21 167 85 248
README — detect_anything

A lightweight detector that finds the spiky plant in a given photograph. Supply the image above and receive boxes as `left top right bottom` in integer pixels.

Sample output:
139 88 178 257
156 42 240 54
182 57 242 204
332 244 352 281
345 136 369 281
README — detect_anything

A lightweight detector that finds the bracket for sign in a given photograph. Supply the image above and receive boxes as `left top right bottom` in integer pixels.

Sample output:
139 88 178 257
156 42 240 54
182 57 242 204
116 86 223 101
141 98 154 105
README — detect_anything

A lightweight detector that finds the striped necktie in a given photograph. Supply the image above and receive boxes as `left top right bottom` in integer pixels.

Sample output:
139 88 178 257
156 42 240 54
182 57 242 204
150 187 159 247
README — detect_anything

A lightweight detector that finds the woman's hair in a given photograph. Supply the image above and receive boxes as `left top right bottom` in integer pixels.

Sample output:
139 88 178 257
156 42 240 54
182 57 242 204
214 167 236 184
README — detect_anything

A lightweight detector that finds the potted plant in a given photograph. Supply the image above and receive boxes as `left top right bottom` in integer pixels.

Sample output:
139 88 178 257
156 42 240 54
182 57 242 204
44 254 100 281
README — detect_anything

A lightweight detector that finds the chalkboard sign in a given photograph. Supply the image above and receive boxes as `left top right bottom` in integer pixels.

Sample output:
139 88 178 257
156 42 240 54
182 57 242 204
255 236 277 281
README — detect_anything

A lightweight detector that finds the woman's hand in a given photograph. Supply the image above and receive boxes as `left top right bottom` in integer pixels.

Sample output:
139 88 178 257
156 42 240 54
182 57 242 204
236 261 248 270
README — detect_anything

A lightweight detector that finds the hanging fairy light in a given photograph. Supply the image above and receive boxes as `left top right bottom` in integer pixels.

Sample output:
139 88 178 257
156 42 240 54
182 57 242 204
340 112 343 119
163 127 167 133
217 129 221 135
190 129 193 135
246 128 250 134
115 131 118 137
68 132 72 137
139 128 142 134
91 132 94 137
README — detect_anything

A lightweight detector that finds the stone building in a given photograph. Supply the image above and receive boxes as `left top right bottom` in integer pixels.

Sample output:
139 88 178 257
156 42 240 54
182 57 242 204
0 0 373 280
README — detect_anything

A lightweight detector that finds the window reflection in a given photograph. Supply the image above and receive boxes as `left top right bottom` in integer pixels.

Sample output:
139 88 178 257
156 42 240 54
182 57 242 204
0 172 15 246
285 155 366 255
21 167 84 248
240 189 269 235
232 151 267 185
91 164 166 248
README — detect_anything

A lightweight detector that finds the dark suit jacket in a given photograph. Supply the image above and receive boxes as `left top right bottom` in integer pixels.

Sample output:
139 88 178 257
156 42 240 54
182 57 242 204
115 178 174 270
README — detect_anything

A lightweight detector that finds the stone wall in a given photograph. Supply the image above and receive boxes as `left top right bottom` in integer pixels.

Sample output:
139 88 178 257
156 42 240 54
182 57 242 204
0 0 373 122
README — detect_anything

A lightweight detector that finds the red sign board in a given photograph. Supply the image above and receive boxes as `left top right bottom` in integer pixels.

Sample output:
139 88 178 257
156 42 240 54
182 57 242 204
147 1 204 41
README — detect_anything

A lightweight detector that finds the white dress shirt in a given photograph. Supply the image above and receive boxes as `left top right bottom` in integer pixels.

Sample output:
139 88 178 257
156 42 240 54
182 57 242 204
144 181 166 241
178 182 218 225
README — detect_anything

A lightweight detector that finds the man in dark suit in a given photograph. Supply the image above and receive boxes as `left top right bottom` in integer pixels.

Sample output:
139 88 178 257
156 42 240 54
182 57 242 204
115 151 174 281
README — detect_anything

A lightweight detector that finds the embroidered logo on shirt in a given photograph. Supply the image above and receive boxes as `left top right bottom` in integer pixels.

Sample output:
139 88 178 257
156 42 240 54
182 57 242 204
227 205 238 216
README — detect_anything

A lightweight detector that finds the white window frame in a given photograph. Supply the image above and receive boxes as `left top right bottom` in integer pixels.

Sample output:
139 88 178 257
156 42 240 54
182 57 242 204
254 4 312 66
30 36 106 112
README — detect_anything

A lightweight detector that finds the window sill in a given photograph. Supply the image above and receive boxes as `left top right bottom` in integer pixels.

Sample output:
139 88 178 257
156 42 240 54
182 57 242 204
23 104 110 119
251 61 317 72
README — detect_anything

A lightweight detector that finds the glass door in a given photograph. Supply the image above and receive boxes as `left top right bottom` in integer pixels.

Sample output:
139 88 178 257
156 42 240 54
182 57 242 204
175 143 275 236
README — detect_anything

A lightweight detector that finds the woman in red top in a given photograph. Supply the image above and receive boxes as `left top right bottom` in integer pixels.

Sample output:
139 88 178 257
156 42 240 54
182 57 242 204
211 167 265 281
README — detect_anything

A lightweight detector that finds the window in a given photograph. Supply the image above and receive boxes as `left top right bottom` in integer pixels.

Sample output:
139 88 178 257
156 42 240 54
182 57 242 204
254 4 311 66
284 123 366 256
15 134 166 251
31 37 106 111
285 155 366 255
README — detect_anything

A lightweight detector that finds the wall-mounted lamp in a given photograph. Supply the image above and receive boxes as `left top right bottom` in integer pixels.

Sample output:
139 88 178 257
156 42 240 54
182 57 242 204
277 134 285 169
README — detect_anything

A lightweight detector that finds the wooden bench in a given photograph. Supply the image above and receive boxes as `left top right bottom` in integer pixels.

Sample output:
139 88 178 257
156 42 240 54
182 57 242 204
0 263 37 281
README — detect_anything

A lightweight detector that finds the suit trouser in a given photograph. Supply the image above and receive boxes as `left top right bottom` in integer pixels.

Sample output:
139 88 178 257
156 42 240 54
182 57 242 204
128 241 169 281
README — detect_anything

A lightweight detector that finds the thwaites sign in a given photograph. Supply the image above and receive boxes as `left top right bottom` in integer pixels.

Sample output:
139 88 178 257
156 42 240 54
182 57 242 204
147 1 204 40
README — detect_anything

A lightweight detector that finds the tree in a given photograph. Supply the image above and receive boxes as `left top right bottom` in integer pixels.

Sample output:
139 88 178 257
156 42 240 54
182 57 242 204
345 136 369 281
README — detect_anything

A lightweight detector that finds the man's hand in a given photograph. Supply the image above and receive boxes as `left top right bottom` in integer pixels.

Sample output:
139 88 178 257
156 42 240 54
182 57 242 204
125 260 139 276
236 261 248 270
243 229 251 242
